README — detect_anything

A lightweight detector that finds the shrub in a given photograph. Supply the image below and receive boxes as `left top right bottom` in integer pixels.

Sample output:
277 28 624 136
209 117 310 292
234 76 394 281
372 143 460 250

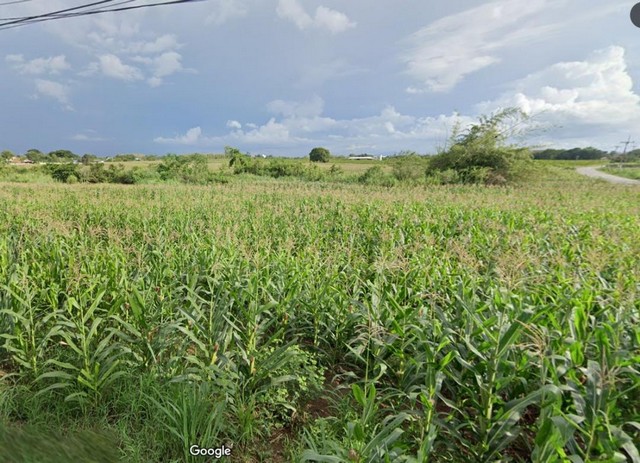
158 154 212 184
359 166 396 186
426 107 533 184
82 163 109 183
309 147 331 163
329 164 344 176
47 163 78 183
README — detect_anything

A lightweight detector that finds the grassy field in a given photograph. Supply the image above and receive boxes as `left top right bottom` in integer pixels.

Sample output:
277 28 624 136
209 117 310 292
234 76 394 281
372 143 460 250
107 157 393 174
601 164 640 180
0 169 639 462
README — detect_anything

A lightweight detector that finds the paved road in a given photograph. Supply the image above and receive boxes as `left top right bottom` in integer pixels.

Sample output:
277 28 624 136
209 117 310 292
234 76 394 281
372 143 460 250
576 166 640 185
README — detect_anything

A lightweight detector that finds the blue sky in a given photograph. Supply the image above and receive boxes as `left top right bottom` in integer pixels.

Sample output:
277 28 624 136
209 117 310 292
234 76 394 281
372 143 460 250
1 0 639 156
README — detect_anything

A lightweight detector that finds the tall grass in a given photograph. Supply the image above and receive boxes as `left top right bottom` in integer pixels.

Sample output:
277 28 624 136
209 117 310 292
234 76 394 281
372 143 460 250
0 179 638 461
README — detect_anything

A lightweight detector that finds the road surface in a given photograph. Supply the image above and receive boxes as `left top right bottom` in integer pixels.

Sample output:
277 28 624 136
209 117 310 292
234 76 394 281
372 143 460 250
576 166 640 185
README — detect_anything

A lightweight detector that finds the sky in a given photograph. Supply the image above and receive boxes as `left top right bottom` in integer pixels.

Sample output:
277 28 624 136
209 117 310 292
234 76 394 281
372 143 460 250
1 0 639 157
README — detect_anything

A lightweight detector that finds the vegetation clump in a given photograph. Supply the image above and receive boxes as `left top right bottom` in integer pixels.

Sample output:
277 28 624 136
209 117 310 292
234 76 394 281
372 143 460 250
426 108 533 184
309 147 331 163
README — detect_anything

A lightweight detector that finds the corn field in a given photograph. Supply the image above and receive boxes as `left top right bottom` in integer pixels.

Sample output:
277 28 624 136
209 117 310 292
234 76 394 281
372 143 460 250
0 179 639 462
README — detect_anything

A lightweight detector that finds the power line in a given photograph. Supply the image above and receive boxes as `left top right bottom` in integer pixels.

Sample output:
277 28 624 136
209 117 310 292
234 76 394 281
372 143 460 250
0 0 39 6
0 0 205 30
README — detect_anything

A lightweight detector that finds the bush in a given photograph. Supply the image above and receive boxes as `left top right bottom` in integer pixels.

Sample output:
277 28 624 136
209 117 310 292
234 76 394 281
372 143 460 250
359 166 396 187
387 151 432 183
328 164 344 176
158 154 212 184
47 163 79 183
309 147 331 163
426 107 533 184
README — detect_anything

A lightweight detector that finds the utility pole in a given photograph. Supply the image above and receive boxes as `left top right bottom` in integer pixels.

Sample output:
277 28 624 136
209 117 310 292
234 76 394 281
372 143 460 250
618 136 634 168
620 136 634 155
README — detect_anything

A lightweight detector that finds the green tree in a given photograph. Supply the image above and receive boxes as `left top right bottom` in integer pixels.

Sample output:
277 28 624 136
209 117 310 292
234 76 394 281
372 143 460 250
81 154 97 165
48 150 78 162
113 154 137 162
47 163 79 182
1 150 13 162
309 147 331 163
25 149 46 163
227 146 251 173
427 108 533 184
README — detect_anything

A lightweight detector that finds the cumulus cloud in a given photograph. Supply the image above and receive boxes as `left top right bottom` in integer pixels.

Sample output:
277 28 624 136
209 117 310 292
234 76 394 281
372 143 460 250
98 54 144 81
132 51 186 86
276 0 355 33
34 79 72 110
155 127 203 144
151 51 184 78
402 0 561 92
6 54 70 75
154 97 473 152
125 34 181 54
477 46 640 134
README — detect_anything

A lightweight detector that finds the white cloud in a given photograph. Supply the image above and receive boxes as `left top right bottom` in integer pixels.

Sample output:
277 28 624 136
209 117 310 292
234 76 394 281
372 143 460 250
402 0 563 92
154 98 474 152
232 118 294 144
155 127 203 144
152 51 183 78
205 0 248 25
478 46 640 130
313 6 356 34
276 0 312 29
276 0 355 33
6 54 70 75
125 34 180 54
34 79 72 110
98 54 144 81
133 51 185 86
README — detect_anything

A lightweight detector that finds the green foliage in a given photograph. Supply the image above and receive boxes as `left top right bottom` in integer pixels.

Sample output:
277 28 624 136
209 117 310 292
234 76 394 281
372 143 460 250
25 149 47 163
601 165 640 181
46 163 79 182
1 150 14 162
427 107 533 184
229 155 326 181
359 165 396 186
0 177 638 462
0 425 120 463
309 147 331 163
157 154 214 184
226 146 251 173
48 150 79 162
81 154 97 165
389 152 430 182
112 154 138 162
533 146 610 160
